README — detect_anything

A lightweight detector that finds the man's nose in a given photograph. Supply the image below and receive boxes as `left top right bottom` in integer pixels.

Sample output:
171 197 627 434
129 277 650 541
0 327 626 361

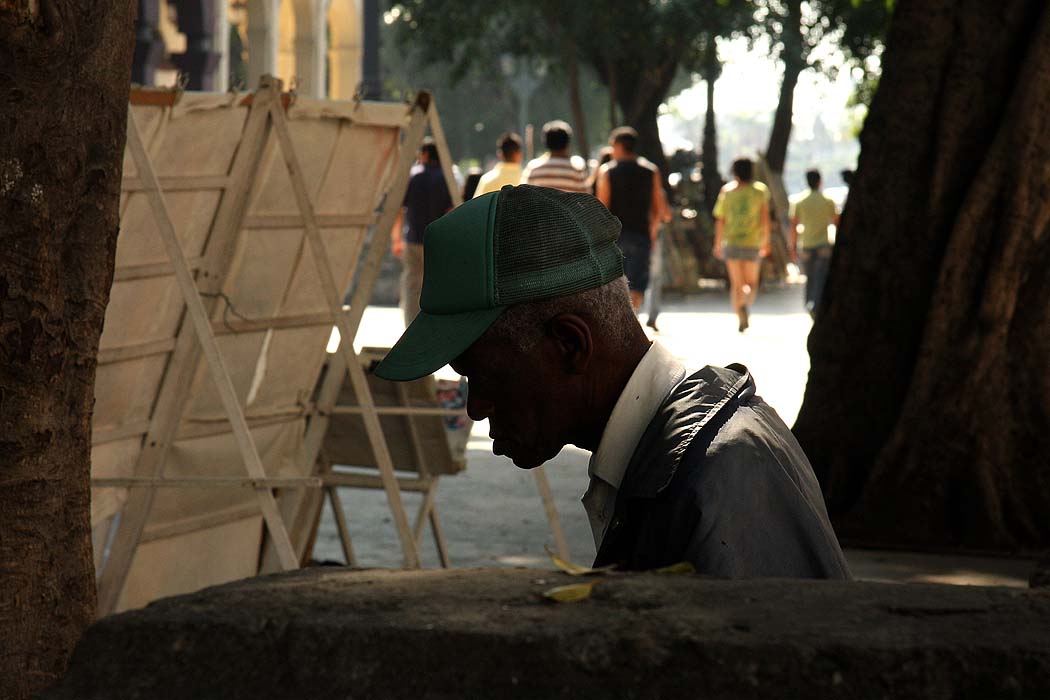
466 392 494 422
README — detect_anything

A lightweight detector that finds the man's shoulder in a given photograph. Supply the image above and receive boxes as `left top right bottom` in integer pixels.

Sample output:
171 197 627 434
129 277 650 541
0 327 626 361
636 156 658 173
609 157 656 175
523 155 589 191
532 155 586 172
753 181 769 194
620 365 755 498
411 165 442 185
524 155 546 170
472 170 498 197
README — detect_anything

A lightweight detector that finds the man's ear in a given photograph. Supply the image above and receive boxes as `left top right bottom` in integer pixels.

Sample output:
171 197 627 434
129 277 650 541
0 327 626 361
547 314 593 374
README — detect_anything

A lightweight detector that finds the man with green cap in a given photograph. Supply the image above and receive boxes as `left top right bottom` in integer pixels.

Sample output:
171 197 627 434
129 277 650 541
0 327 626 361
375 185 850 578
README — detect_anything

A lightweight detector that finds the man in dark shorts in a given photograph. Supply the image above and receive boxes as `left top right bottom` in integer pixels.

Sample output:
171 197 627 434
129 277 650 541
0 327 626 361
596 127 670 309
391 138 453 326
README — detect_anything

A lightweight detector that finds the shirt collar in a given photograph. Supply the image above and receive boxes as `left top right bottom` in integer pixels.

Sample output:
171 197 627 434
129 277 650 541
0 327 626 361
588 341 687 490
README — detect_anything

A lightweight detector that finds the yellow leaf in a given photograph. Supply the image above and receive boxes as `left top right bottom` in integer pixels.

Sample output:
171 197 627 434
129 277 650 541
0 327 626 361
542 580 600 603
653 561 696 574
544 544 592 575
544 545 617 576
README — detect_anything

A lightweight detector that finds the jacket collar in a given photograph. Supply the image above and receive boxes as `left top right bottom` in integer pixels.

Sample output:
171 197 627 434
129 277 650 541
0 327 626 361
616 363 755 499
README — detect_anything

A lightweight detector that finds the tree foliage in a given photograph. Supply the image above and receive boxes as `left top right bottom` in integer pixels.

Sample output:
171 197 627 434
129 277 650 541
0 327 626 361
756 0 893 172
390 0 891 179
389 0 751 171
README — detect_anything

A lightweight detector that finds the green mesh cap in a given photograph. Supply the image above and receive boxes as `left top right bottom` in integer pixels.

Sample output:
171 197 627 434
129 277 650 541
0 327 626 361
374 184 624 381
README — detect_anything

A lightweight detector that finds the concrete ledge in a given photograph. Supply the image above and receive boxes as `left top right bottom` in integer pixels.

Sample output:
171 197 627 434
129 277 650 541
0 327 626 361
51 568 1050 699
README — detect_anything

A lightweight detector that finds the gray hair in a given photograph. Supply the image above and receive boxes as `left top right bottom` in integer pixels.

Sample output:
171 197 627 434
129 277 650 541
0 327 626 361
486 276 636 352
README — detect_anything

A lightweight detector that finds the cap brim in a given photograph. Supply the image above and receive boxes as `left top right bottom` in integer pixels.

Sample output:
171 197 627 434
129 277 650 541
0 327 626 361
373 306 507 381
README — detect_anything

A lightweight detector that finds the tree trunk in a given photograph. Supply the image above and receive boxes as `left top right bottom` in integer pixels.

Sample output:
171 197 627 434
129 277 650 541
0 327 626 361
614 59 677 181
794 0 1050 552
701 65 722 213
605 53 618 131
0 1 135 696
764 0 804 174
628 104 669 183
563 36 590 159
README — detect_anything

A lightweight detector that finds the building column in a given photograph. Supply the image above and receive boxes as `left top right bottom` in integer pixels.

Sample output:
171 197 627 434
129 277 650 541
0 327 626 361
293 0 327 98
247 0 279 89
213 0 230 92
360 0 380 98
327 0 361 99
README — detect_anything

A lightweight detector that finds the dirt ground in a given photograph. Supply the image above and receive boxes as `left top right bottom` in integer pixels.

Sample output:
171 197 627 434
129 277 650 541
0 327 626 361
316 285 1037 585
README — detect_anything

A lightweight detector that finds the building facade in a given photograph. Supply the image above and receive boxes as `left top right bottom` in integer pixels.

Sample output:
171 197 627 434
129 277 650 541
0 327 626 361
133 0 373 99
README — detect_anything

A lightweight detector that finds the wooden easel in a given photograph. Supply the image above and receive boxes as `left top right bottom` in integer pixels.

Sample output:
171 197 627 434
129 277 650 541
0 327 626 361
92 78 433 614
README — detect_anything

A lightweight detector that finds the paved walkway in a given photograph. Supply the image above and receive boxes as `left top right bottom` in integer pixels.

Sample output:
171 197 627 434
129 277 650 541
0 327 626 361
314 284 1036 587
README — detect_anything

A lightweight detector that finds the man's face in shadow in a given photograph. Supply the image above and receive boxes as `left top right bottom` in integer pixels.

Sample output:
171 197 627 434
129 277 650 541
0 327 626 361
450 321 586 470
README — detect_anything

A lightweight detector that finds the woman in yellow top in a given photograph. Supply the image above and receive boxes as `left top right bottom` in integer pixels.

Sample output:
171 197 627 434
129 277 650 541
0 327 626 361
712 158 771 332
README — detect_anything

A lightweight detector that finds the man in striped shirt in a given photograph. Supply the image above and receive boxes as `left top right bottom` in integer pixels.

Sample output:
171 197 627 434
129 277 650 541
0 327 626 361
521 120 590 193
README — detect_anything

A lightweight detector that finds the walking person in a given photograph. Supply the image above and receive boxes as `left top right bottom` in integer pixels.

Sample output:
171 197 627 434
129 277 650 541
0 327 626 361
590 146 613 195
643 224 666 331
712 157 770 332
390 138 453 327
789 168 838 318
596 127 671 310
473 132 523 197
521 120 590 193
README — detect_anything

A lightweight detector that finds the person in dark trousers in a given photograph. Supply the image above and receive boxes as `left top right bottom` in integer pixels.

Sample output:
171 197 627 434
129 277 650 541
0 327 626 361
590 146 613 196
391 138 453 327
789 168 839 318
595 127 670 310
374 185 851 579
643 222 667 332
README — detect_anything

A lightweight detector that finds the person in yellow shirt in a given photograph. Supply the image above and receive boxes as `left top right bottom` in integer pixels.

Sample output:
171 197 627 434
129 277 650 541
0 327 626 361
789 169 839 318
473 132 523 197
713 158 770 332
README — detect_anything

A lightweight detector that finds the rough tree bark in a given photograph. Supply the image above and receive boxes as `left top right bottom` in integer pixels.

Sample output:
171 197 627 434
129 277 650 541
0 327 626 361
700 52 723 213
764 0 804 174
607 56 677 179
0 0 135 696
794 0 1050 552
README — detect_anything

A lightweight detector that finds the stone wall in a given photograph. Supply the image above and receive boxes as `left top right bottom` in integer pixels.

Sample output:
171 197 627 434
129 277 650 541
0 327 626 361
50 568 1050 699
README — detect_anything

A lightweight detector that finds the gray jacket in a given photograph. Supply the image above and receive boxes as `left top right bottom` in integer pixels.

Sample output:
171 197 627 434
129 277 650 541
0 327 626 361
593 364 851 579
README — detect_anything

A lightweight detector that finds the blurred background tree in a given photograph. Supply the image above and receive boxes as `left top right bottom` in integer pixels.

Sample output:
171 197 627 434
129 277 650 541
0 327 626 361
756 0 893 175
389 0 753 175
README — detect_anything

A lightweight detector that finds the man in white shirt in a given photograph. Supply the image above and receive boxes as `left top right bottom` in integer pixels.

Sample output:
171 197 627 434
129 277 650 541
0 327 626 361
521 120 590 193
375 184 850 578
473 132 523 197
